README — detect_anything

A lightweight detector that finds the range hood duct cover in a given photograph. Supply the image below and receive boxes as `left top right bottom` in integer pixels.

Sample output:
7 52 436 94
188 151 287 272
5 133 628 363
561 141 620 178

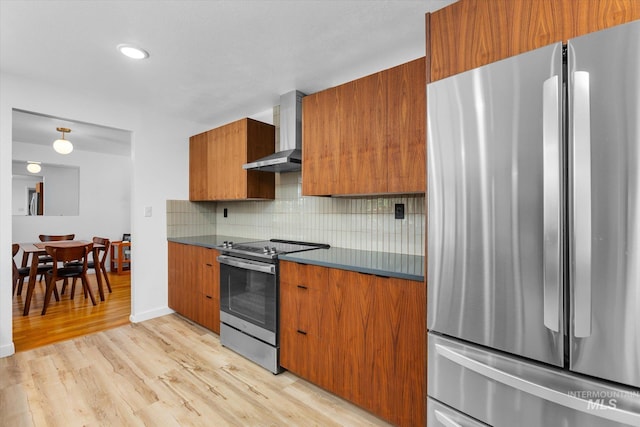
243 90 305 173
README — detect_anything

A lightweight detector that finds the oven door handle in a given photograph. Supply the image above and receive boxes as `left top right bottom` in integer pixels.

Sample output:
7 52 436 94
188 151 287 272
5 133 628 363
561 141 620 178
217 255 276 275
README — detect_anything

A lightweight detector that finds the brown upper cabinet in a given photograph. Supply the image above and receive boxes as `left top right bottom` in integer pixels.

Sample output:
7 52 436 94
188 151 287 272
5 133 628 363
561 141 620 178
189 118 276 201
428 0 640 82
302 57 426 196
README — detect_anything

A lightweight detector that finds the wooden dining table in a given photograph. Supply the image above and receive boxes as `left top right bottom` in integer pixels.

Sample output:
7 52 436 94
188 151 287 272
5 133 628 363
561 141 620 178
18 240 107 316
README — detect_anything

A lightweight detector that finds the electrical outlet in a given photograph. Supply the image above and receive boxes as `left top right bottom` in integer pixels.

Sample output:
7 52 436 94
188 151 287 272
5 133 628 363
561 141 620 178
394 203 405 220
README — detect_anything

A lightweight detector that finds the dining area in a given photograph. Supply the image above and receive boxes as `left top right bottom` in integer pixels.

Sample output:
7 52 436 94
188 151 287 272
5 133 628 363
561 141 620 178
11 234 132 352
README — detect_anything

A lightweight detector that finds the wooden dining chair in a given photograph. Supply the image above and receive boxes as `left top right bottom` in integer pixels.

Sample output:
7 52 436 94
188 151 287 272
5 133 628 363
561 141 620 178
41 243 94 315
12 243 58 298
37 234 75 281
64 237 112 300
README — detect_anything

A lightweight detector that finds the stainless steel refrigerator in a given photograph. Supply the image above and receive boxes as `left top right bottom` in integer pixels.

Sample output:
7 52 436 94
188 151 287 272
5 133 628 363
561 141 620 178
427 20 640 427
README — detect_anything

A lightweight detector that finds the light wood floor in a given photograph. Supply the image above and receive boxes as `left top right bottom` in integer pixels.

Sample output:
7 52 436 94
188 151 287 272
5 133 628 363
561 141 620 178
0 313 391 426
12 272 131 352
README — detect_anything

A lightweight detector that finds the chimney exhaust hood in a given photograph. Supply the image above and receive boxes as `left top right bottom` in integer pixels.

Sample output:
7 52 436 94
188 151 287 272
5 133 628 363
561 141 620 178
243 90 305 173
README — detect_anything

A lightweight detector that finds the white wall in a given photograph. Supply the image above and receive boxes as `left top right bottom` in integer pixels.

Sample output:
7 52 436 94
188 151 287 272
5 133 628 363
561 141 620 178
11 174 40 216
12 141 130 243
0 72 200 357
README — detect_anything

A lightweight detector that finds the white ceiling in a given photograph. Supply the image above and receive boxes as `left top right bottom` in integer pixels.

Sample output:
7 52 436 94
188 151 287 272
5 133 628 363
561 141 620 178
1 0 456 153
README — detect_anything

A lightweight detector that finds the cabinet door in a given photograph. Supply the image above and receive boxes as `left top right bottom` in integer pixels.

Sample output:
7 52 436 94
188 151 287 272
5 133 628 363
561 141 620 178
386 57 426 193
199 248 220 333
189 132 209 201
168 242 196 319
325 270 375 405
429 0 564 82
564 0 640 40
369 276 426 427
302 87 341 196
337 72 387 195
327 269 427 427
280 262 328 382
213 121 247 200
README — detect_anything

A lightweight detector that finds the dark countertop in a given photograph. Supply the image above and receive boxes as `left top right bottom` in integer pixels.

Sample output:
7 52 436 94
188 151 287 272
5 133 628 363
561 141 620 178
167 235 256 250
280 247 425 282
168 236 425 282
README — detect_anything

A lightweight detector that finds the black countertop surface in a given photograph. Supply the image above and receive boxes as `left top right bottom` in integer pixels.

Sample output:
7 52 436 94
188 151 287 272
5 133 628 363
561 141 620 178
280 247 424 282
168 235 425 282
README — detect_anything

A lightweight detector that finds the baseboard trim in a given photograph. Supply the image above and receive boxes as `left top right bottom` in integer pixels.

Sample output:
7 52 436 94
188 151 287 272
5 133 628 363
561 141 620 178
0 341 16 358
129 306 174 323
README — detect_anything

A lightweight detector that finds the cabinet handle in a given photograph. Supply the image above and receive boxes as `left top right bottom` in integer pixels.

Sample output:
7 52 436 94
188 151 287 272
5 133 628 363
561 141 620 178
205 295 212 299
297 330 307 335
206 263 213 267
297 285 308 290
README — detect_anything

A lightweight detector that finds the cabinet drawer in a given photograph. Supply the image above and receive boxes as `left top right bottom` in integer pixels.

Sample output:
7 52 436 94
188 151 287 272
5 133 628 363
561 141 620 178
281 282 325 337
199 294 220 334
280 327 325 384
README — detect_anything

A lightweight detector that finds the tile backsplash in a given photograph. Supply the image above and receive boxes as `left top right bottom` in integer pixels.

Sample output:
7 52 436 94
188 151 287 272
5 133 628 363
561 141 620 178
167 106 425 256
167 172 425 255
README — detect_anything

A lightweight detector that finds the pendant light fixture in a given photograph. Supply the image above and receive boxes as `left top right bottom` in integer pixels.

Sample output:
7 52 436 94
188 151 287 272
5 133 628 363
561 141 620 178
26 161 41 173
53 127 73 154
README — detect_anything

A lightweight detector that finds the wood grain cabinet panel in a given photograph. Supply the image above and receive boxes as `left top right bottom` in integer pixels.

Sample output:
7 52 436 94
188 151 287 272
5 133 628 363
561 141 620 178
429 0 640 83
280 261 328 385
338 72 387 195
279 261 427 427
168 242 221 334
564 0 640 40
188 132 209 201
387 58 426 193
189 118 275 201
301 87 341 195
302 58 426 196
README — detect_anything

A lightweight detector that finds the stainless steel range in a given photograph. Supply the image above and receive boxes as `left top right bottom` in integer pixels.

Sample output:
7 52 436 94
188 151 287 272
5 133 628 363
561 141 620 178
217 239 329 373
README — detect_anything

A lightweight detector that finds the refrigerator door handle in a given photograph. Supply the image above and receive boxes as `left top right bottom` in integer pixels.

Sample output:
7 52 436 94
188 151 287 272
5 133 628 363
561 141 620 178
434 342 640 426
434 410 464 427
573 70 592 338
542 75 561 333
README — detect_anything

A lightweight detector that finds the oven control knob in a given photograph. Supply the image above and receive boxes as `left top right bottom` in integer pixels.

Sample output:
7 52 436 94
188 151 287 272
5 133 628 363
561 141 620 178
222 241 228 248
228 241 233 248
271 247 277 254
263 246 270 253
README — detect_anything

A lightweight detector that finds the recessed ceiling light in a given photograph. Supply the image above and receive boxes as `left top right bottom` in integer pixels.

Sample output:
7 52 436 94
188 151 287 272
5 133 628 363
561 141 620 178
27 161 41 174
117 43 149 60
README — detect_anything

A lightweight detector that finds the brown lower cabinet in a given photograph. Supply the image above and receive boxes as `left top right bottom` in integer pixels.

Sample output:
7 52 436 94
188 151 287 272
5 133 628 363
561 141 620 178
280 260 427 427
168 242 220 333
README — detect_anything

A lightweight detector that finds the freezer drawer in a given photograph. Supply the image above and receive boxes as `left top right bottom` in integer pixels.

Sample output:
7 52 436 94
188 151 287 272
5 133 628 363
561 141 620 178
428 398 489 427
428 333 640 427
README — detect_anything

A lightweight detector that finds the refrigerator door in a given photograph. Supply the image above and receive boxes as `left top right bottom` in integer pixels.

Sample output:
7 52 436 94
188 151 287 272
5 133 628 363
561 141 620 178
568 20 640 389
429 333 640 427
427 42 565 366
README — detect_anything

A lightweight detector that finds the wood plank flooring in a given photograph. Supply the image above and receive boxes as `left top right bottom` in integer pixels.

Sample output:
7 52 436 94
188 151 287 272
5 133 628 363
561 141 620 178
0 314 391 426
12 272 131 352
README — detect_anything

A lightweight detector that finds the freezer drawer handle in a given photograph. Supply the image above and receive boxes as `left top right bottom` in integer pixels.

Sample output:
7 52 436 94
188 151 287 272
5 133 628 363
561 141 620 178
435 342 640 425
434 409 464 427
542 74 562 333
572 70 592 338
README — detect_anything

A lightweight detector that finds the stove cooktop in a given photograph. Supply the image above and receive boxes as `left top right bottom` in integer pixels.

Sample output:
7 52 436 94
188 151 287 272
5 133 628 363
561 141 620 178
219 239 329 259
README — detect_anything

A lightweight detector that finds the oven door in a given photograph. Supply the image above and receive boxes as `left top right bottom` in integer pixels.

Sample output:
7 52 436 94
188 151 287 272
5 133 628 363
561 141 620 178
218 255 277 345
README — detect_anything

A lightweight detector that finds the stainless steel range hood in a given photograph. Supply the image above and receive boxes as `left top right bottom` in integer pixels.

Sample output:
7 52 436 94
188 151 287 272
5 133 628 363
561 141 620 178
243 90 305 173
